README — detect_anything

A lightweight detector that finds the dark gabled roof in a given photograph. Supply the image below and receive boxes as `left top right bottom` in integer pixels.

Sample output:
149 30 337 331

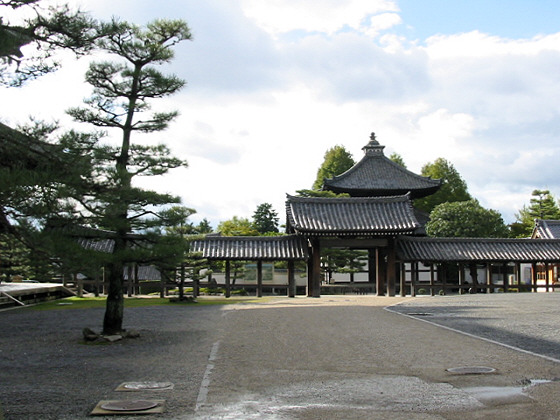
397 236 560 263
191 235 309 261
286 194 420 236
532 219 560 239
0 122 59 170
323 133 441 198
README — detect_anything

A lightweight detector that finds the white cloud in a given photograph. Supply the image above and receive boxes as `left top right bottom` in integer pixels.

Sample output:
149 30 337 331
364 12 403 37
240 0 399 36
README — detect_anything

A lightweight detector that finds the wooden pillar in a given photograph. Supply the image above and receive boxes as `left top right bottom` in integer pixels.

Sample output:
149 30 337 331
545 262 550 293
368 248 376 294
469 263 479 294
257 260 263 298
532 263 538 292
430 264 435 296
288 260 295 297
134 264 140 295
376 248 386 296
307 252 313 297
76 273 83 298
308 240 321 297
486 263 492 293
225 261 231 298
503 263 509 293
94 270 100 297
458 263 465 295
399 262 406 297
531 263 538 292
410 262 416 297
127 265 133 297
441 264 447 296
386 239 396 297
515 263 521 292
193 275 199 298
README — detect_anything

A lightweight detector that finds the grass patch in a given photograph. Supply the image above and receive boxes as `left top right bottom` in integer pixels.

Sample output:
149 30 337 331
23 295 260 311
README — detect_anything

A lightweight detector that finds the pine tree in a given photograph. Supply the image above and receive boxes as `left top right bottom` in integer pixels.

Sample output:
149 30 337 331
511 190 560 238
312 145 355 190
66 19 192 334
252 203 279 234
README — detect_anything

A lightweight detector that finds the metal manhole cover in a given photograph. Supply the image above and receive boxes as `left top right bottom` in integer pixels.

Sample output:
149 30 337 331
101 400 158 411
446 366 496 374
122 381 173 390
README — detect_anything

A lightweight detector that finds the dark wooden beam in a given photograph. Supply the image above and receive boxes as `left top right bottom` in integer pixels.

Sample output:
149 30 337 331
386 239 396 297
288 260 295 298
257 260 263 298
225 261 231 298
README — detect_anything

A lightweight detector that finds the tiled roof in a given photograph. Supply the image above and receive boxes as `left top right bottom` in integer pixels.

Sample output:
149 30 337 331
532 219 560 239
77 237 115 253
191 235 309 260
323 135 441 198
397 236 560 263
0 122 59 170
124 265 161 281
286 194 420 236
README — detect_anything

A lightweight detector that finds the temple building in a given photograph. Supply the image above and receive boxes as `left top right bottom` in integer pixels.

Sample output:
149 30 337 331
193 133 560 297
323 133 441 199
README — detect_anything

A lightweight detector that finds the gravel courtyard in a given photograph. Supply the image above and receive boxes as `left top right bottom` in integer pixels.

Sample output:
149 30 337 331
2 294 560 419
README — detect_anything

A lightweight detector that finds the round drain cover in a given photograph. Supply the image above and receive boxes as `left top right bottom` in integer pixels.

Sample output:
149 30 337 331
123 381 173 390
101 400 158 411
446 366 496 374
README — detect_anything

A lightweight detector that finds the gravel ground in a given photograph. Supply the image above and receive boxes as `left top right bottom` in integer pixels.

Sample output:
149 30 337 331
3 294 560 419
387 293 560 362
0 303 225 420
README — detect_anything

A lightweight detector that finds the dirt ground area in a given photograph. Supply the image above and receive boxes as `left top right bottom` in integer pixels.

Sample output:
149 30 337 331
2 294 560 419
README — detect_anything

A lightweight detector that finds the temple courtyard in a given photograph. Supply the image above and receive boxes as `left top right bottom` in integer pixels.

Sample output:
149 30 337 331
2 294 560 419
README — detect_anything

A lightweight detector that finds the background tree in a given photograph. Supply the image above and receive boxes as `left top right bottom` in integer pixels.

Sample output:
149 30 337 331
510 189 560 238
217 216 258 236
414 158 471 213
426 199 510 238
66 18 192 334
196 218 213 234
252 203 279 234
295 189 349 198
312 145 355 190
1 0 99 86
389 152 407 168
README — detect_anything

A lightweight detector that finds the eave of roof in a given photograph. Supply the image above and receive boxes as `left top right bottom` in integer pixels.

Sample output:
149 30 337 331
397 236 560 263
286 194 420 236
532 219 560 239
191 235 309 261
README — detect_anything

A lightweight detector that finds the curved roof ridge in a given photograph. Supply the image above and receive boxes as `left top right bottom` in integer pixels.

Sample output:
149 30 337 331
285 193 411 203
399 236 560 243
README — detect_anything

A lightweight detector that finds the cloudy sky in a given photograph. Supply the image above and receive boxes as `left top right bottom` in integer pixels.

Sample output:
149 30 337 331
3 0 560 229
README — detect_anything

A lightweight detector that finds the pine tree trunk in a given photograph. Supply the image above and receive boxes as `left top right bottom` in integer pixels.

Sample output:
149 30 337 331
103 260 124 334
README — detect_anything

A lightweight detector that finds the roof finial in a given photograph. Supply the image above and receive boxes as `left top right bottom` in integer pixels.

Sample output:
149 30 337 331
362 131 384 155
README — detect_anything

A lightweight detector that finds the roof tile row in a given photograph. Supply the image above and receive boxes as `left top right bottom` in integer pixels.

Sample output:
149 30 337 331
191 235 308 261
397 236 560 263
286 194 420 236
